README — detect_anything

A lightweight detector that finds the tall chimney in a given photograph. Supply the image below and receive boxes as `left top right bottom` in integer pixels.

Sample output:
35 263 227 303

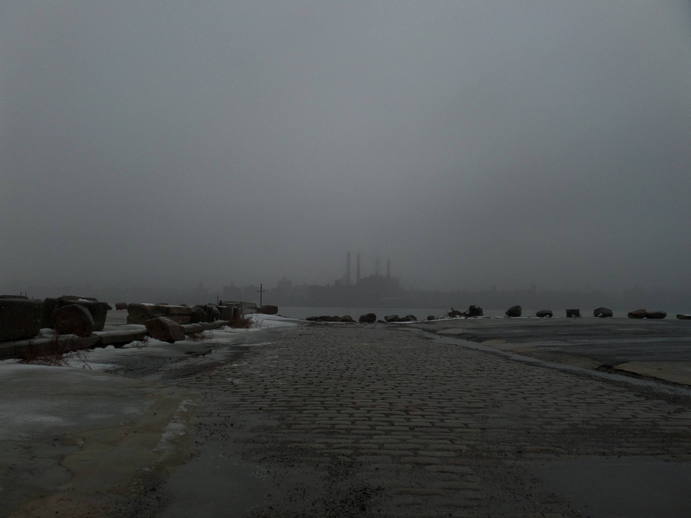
356 253 361 283
375 257 381 276
386 258 391 279
346 252 351 285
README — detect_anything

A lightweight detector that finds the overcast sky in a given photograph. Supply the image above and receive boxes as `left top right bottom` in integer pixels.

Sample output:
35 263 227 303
1 1 690 294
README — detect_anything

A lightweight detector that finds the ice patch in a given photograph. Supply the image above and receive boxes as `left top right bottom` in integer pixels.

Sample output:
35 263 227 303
247 314 301 328
155 399 195 453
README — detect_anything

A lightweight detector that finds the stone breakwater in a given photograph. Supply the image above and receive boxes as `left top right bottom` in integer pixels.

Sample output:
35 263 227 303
0 296 263 360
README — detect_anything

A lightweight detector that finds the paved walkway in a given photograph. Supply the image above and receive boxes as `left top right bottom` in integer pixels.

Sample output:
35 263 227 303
157 325 691 518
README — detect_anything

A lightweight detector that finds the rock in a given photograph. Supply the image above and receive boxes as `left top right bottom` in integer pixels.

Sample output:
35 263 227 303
340 315 355 323
466 305 483 317
40 297 111 330
566 309 581 318
181 323 204 335
126 303 155 324
54 304 94 337
536 310 553 318
145 317 186 343
448 308 464 318
0 297 43 341
505 305 522 318
217 305 240 321
382 314 417 323
95 329 147 347
306 315 343 322
645 311 666 319
427 315 436 321
258 305 278 315
115 302 128 310
593 307 613 318
358 313 377 324
204 304 221 322
190 305 207 323
628 309 647 319
41 298 60 328
127 303 192 324
676 314 691 320
83 301 111 331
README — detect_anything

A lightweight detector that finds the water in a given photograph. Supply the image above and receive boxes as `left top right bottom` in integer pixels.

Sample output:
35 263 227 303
279 306 497 320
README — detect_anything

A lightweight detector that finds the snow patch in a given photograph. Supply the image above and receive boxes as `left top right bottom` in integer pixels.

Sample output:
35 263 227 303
247 313 301 328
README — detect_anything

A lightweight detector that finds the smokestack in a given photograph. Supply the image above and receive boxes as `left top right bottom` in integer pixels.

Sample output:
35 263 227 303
346 252 351 286
386 258 391 279
356 253 361 283
375 257 381 276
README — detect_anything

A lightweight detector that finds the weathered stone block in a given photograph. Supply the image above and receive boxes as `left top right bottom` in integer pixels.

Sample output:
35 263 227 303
0 297 42 342
258 305 279 315
54 304 94 337
42 296 111 331
145 317 185 343
593 307 613 318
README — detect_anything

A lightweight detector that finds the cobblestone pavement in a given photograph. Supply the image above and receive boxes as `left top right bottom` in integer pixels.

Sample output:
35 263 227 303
157 325 691 518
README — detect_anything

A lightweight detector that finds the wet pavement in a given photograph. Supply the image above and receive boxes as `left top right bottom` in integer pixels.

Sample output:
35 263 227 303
157 325 691 517
413 317 691 385
2 322 691 517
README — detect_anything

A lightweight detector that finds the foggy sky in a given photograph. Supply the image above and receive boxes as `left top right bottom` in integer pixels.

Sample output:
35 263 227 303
2 1 690 295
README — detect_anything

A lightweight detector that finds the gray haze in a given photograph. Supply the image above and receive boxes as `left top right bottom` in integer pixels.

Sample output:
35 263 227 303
2 1 690 298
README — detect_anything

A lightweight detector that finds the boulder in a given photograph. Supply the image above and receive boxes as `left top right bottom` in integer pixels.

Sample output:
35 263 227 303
127 303 156 324
358 313 377 324
448 308 464 318
145 317 186 343
41 297 60 328
219 305 242 321
115 302 128 310
83 301 111 331
54 304 94 337
0 297 43 341
536 310 553 318
191 305 208 323
163 305 193 324
676 314 691 320
204 304 221 322
181 323 204 335
340 315 355 323
593 307 613 318
645 311 666 319
258 305 279 315
505 305 522 318
127 303 192 324
306 315 337 322
566 309 581 318
426 315 436 321
628 309 647 319
466 305 483 317
382 314 417 323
